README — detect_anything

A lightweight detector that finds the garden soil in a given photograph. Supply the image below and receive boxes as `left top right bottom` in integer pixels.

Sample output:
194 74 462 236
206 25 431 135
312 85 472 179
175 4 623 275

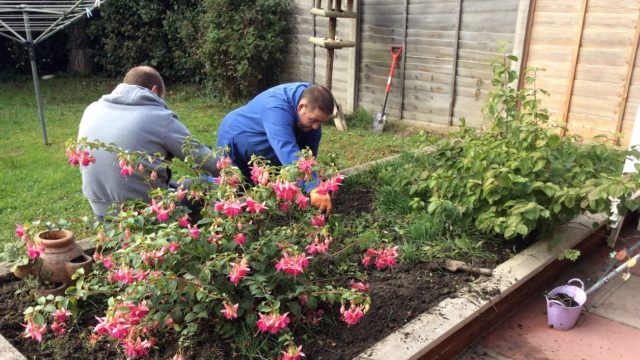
0 188 516 359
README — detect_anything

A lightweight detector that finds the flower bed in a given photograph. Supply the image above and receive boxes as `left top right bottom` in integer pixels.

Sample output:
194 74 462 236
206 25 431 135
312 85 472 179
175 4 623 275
0 183 485 360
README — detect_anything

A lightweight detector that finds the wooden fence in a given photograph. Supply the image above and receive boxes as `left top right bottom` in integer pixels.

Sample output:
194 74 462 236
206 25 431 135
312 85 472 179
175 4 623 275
282 0 640 147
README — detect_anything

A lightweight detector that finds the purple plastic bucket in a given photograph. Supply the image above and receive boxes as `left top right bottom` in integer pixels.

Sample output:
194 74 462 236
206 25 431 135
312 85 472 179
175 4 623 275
545 278 587 330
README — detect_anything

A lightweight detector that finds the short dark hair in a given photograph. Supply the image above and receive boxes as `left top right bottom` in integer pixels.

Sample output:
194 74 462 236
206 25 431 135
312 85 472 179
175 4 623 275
123 66 165 95
301 84 334 115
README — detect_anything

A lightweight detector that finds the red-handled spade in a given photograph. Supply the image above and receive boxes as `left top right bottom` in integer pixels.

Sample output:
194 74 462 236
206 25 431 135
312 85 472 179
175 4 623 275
372 45 403 133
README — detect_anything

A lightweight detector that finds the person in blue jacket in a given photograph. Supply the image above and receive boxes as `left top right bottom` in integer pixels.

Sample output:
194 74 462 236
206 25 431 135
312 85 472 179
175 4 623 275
216 82 334 212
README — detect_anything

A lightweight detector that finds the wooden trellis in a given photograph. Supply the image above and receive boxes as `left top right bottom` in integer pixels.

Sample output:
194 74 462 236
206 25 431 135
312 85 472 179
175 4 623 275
309 0 356 131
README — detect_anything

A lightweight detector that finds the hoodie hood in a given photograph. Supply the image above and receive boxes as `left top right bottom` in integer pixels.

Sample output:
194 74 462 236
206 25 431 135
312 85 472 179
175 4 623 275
102 83 168 109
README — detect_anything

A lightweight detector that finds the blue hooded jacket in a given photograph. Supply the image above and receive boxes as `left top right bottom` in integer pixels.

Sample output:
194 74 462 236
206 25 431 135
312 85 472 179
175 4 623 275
216 83 321 190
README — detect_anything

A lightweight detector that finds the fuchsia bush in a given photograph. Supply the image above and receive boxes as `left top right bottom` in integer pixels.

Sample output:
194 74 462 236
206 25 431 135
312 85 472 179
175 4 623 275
12 140 397 359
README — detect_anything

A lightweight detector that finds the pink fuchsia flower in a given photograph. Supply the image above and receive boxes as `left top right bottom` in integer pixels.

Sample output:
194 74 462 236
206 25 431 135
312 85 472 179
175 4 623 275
298 158 316 173
150 170 158 181
310 214 326 227
295 194 309 209
102 255 114 270
279 202 290 213
124 228 132 241
233 233 247 246
228 260 250 286
138 163 145 173
79 149 96 167
273 180 300 201
275 252 310 276
256 312 290 334
340 303 365 326
282 344 306 360
67 148 95 167
350 281 369 293
188 224 200 239
375 246 398 270
223 200 243 217
221 303 239 320
66 149 80 166
167 242 180 253
217 174 241 187
305 235 331 255
119 160 135 177
122 337 154 358
50 321 67 336
176 186 188 201
361 255 372 267
216 156 233 169
250 165 270 185
178 215 190 228
26 242 45 260
213 201 225 212
156 209 170 222
245 197 268 214
93 316 111 336
15 224 25 237
314 174 346 195
52 309 71 323
22 319 47 342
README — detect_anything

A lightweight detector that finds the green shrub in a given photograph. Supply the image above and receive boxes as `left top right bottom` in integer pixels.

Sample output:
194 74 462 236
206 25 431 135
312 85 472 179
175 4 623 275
408 50 640 241
87 0 202 82
196 0 291 100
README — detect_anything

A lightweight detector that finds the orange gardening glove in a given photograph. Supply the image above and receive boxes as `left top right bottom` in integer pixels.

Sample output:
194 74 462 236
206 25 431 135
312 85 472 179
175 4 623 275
310 187 332 214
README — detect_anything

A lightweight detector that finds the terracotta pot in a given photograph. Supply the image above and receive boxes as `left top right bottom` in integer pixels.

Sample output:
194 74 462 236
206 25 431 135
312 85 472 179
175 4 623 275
35 229 93 288
12 263 34 279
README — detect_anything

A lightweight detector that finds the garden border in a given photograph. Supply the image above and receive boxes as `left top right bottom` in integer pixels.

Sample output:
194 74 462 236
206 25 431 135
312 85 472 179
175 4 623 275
0 151 609 359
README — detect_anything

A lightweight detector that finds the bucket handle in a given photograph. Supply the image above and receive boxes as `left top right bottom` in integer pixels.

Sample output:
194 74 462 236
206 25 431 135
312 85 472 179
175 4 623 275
567 278 584 290
547 299 567 307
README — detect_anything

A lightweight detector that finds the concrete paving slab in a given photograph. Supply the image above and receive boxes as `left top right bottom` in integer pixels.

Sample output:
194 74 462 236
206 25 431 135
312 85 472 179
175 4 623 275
588 274 640 329
457 344 512 360
478 297 640 360
0 335 25 360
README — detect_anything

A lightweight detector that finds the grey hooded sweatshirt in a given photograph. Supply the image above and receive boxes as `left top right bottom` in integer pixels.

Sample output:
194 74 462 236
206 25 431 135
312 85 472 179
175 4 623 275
78 83 217 217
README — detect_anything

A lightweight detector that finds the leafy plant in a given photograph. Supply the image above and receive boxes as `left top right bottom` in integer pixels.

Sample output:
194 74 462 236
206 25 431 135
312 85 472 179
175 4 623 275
408 49 640 241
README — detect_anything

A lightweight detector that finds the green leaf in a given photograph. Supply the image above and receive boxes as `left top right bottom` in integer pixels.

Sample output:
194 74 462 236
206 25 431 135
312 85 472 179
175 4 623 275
33 313 45 325
548 134 561 148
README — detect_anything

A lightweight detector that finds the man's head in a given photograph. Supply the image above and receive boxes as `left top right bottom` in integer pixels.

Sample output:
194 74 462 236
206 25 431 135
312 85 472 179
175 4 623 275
296 85 334 132
123 66 166 99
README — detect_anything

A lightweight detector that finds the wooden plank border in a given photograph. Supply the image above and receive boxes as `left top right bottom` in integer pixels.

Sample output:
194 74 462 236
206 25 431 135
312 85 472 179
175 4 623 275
560 0 588 137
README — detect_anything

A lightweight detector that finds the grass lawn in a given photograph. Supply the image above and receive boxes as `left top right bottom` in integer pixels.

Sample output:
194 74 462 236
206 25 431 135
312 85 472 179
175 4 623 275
0 74 427 245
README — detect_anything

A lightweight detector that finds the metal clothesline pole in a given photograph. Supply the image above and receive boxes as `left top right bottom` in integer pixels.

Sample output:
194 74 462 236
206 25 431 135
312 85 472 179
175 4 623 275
23 9 48 145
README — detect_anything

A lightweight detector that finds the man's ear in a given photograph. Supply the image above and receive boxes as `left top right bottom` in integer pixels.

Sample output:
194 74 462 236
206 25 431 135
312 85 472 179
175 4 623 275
151 85 164 98
296 101 306 113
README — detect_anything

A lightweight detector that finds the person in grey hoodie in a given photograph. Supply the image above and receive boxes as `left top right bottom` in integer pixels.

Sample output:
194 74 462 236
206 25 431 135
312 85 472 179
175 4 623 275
77 66 218 220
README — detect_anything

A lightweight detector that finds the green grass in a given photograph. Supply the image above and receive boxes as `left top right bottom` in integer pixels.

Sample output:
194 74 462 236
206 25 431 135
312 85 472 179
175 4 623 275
0 75 426 245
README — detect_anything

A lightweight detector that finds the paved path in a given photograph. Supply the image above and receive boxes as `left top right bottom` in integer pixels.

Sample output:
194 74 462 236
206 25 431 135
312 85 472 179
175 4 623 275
457 221 640 360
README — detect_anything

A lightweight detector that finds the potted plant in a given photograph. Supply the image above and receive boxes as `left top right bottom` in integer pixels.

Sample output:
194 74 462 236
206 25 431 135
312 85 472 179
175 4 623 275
7 220 92 296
